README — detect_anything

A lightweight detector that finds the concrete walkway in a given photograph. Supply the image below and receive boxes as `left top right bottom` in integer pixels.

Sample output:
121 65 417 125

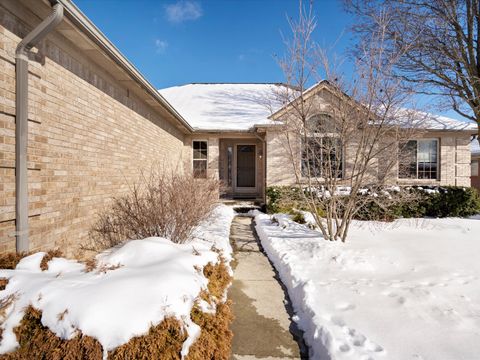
229 216 307 360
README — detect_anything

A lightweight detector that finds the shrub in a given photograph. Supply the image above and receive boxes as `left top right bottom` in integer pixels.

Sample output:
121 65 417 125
267 185 480 220
188 260 233 360
266 186 315 213
0 253 29 270
0 249 62 271
355 200 396 221
426 187 480 217
355 186 480 220
3 261 233 359
291 211 306 224
1 306 103 360
108 317 187 359
89 170 220 250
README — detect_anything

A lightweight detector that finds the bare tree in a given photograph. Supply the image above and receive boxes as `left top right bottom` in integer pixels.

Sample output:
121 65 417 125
347 0 480 137
269 1 422 241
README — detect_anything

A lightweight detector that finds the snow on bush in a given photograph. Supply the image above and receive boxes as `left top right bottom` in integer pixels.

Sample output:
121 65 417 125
255 211 480 360
0 205 234 358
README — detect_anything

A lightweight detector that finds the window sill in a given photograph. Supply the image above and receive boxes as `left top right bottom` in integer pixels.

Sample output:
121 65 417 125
397 178 440 183
299 177 344 182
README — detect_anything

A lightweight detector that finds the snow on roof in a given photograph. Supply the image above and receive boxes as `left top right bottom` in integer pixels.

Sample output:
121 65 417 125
159 83 285 131
472 138 480 155
395 109 477 131
159 82 478 132
418 113 477 131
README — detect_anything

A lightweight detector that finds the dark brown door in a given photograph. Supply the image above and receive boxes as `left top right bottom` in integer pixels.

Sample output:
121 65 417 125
236 145 256 188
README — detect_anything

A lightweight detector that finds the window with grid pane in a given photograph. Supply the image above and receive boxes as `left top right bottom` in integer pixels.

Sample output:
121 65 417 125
193 141 207 178
301 137 343 178
398 139 438 179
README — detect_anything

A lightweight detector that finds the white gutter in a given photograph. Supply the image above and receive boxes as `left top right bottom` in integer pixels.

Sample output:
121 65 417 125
56 0 194 133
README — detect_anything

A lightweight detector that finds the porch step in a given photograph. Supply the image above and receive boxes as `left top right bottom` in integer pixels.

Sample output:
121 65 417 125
220 199 264 214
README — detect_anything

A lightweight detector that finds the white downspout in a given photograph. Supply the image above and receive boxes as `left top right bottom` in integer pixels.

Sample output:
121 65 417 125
15 1 64 253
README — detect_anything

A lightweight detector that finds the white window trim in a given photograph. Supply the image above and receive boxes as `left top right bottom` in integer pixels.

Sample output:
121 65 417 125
398 138 439 181
192 140 208 177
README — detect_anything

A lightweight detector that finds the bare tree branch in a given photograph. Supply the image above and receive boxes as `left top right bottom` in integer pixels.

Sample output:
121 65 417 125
265 1 424 242
347 0 480 136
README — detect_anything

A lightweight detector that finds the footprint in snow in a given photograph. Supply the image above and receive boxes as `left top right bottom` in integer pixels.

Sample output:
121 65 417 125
331 315 346 327
352 333 367 347
343 326 385 355
330 315 385 357
338 343 351 352
336 302 356 311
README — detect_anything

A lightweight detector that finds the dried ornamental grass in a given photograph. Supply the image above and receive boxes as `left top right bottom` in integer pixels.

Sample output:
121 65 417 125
0 261 233 360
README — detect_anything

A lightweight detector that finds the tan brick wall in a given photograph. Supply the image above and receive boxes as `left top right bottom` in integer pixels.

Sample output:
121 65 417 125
265 128 472 188
0 4 187 254
265 129 299 186
266 87 473 188
455 136 472 186
186 133 265 198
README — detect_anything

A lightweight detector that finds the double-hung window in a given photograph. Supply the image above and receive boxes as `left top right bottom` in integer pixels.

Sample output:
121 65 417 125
398 139 438 179
193 140 208 178
301 114 343 178
471 160 479 177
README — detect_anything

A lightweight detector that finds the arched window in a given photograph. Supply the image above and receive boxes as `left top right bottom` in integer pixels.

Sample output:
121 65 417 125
301 113 343 178
305 113 337 133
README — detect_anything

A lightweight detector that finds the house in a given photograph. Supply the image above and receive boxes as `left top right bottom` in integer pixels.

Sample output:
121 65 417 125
0 0 477 255
472 138 480 190
160 82 477 198
0 0 193 254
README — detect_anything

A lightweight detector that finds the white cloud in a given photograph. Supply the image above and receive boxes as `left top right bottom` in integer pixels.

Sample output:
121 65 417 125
165 1 203 23
155 39 168 53
237 49 262 62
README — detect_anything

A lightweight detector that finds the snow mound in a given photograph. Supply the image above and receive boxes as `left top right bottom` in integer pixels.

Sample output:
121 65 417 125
255 212 480 360
0 205 235 358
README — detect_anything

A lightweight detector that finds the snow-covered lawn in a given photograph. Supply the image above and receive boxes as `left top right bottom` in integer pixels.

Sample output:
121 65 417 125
0 204 234 358
255 212 480 360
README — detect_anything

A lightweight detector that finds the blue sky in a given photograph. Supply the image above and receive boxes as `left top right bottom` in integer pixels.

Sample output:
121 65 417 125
74 0 465 121
74 0 354 86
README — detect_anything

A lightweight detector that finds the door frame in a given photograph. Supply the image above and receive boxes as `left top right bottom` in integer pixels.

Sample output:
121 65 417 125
233 143 257 194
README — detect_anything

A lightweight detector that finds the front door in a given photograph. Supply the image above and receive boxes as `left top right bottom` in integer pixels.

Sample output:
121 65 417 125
235 144 256 193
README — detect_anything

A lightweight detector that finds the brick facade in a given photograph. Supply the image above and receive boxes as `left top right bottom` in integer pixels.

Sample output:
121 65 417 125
265 128 472 188
0 2 188 254
265 87 473 188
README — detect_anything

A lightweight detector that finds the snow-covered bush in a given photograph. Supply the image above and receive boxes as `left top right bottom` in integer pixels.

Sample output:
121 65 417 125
0 205 235 359
268 185 480 221
89 170 220 250
427 186 480 217
357 186 480 220
291 211 306 224
266 186 322 214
